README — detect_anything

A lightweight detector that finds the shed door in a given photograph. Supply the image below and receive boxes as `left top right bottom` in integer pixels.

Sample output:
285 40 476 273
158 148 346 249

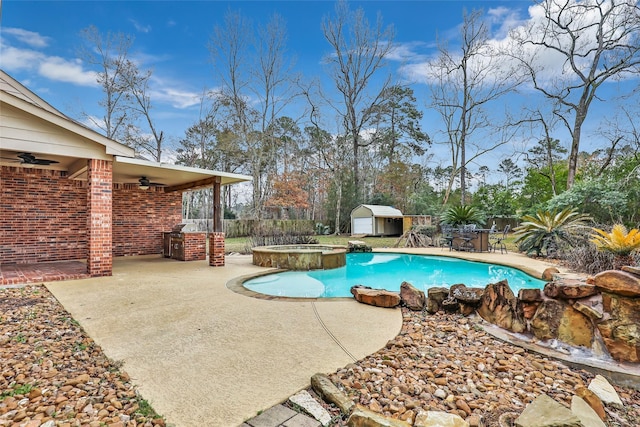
353 217 373 234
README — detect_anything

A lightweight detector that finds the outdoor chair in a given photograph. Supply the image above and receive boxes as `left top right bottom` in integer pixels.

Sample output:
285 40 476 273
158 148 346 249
491 224 510 254
487 224 498 251
458 224 477 252
440 225 455 251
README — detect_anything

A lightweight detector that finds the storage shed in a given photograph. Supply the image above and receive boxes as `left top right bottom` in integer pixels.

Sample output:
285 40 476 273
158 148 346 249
350 204 404 236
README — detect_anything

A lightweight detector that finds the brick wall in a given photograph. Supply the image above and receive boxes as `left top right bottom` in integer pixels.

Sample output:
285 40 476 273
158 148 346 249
0 166 87 263
112 184 182 256
182 233 207 261
1 165 183 266
209 232 225 267
87 159 112 277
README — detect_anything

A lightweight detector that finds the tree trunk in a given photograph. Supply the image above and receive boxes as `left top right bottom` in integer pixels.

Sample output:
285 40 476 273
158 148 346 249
334 183 342 235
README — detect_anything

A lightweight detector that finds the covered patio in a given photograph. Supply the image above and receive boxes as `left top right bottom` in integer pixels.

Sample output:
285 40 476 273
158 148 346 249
0 70 251 279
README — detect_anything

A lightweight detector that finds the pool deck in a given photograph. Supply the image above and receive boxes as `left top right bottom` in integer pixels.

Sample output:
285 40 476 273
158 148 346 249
374 246 568 278
44 249 571 426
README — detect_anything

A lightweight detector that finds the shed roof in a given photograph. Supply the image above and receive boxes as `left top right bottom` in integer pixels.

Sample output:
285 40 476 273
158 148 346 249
356 204 403 217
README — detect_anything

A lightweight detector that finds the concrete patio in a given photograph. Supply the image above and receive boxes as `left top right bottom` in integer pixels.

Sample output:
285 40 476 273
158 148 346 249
45 255 403 426
42 249 566 426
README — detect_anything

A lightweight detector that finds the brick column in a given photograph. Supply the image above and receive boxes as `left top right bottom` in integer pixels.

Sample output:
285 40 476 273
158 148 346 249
87 159 112 276
183 233 207 261
209 232 225 267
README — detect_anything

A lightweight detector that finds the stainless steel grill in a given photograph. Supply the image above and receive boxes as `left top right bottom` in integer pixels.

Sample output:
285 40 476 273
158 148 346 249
163 223 200 260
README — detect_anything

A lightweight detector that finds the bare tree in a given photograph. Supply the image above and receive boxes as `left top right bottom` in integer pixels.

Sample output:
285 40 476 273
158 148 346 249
209 10 296 219
79 25 135 141
511 0 640 189
119 61 164 161
426 9 522 205
592 105 640 176
322 0 395 200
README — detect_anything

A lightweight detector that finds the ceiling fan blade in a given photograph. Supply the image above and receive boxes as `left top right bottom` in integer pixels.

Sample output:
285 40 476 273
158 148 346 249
33 159 59 165
139 176 165 187
17 153 59 165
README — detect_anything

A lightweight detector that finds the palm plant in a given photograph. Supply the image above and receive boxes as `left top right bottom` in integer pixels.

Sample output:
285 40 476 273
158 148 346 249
442 205 484 227
590 224 640 269
513 208 591 257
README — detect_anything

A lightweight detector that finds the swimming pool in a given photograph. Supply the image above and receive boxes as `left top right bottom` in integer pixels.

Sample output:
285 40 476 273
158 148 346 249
243 252 546 298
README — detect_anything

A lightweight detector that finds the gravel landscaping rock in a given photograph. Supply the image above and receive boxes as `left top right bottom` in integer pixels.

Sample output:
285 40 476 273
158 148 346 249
327 309 640 426
0 285 165 427
3 285 639 427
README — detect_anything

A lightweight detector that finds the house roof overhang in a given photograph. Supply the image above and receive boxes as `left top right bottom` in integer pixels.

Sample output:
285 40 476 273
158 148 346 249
0 70 252 192
112 156 251 191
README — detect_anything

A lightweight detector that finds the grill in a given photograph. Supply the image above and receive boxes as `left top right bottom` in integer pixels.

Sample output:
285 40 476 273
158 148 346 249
163 223 198 260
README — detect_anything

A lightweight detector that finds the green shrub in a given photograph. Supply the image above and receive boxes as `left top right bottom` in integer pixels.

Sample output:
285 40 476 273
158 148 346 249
513 208 591 257
441 205 484 227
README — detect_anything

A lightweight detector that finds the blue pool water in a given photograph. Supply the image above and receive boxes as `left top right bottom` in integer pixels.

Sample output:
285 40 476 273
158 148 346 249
244 252 546 298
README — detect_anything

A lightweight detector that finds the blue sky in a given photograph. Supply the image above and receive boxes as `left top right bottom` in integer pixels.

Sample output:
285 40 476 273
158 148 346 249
1 0 636 170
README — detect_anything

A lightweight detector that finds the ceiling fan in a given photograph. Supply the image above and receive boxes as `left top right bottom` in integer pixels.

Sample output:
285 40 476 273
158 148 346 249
138 176 165 190
0 152 60 165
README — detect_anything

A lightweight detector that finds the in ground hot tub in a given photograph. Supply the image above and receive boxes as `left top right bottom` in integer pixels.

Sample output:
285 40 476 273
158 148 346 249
252 244 347 270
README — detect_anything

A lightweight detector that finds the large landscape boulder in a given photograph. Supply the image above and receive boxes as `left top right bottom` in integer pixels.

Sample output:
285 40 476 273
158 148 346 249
426 287 449 314
413 410 469 427
477 280 526 333
596 292 640 362
450 283 484 305
450 284 484 315
311 373 354 414
544 281 598 299
530 300 594 348
347 405 412 427
351 286 400 308
621 265 640 278
400 281 425 311
515 394 581 427
518 288 543 319
542 267 560 281
588 270 640 297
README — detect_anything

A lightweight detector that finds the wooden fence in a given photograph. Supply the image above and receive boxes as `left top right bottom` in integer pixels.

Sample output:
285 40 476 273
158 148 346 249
183 219 316 237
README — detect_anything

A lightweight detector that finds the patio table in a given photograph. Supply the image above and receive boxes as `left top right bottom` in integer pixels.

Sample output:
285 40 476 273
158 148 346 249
451 228 492 252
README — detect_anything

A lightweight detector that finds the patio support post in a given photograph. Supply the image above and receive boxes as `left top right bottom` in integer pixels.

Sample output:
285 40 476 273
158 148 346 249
209 176 225 266
213 176 222 232
87 159 113 276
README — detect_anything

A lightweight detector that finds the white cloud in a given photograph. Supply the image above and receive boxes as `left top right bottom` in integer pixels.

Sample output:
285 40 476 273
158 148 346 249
0 44 45 71
1 37 97 87
130 19 152 33
397 0 637 90
152 87 203 109
486 7 524 39
38 57 98 87
2 27 50 48
387 41 430 62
